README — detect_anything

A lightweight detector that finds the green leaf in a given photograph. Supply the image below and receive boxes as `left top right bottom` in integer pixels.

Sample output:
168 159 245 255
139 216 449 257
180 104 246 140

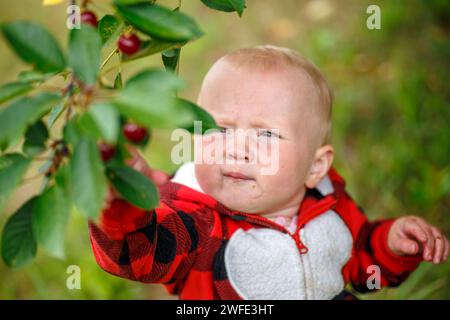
112 69 194 128
201 0 246 16
98 14 123 46
124 68 184 92
17 70 53 84
63 117 82 147
77 113 103 141
70 138 107 218
115 2 203 42
0 154 31 214
0 71 53 105
1 21 66 73
1 197 37 268
0 92 61 150
32 185 70 259
107 165 159 210
88 103 120 144
122 39 186 62
47 98 67 128
0 82 34 104
162 48 181 72
114 72 123 89
55 164 72 199
68 24 102 85
177 99 218 134
77 103 119 144
23 120 49 156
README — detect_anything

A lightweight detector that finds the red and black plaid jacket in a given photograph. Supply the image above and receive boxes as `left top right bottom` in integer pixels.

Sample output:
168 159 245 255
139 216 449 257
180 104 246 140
89 167 422 299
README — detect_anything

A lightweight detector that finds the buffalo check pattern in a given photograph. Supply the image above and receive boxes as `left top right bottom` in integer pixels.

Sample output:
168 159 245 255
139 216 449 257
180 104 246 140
89 168 422 299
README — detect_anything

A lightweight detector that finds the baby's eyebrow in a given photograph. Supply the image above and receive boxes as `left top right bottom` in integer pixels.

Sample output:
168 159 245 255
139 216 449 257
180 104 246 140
215 116 281 131
251 119 279 130
215 116 235 125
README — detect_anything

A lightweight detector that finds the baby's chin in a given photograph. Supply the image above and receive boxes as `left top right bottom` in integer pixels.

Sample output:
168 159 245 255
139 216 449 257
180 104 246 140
209 186 265 214
218 196 261 213
196 166 265 213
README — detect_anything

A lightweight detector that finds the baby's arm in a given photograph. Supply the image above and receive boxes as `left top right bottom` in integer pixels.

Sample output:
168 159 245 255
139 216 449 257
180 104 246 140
88 149 208 284
337 191 419 291
89 197 198 284
334 184 448 292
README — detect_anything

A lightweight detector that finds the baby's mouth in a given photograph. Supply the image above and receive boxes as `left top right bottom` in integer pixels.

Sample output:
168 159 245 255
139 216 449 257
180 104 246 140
223 171 254 181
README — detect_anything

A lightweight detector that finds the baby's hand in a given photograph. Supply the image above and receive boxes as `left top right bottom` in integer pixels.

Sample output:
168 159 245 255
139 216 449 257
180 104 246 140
387 216 450 264
106 146 169 202
388 216 449 264
125 146 169 185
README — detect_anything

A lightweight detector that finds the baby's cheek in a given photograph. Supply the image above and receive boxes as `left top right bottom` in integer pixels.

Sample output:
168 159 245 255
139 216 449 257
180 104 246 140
274 149 309 186
196 163 222 193
194 134 223 164
260 171 292 195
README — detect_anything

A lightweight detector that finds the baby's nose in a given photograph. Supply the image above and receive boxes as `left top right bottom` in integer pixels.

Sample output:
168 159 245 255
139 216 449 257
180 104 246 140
224 130 254 163
227 147 249 162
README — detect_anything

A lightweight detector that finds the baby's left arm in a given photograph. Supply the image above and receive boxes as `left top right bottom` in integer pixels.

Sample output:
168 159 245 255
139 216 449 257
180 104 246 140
387 216 449 264
342 210 449 292
328 168 449 291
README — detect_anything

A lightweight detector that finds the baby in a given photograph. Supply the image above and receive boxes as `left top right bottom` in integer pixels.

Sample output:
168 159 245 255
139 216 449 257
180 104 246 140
89 45 449 300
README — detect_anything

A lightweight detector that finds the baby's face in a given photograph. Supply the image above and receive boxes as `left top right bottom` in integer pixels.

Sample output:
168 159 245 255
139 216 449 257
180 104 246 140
194 61 323 214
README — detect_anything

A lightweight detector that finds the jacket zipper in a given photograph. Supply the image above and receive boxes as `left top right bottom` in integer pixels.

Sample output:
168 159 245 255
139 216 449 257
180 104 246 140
228 195 337 255
169 183 337 255
168 182 338 299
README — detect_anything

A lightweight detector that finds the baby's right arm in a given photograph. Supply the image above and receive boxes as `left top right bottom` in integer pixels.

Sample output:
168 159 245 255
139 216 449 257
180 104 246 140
88 197 197 284
89 148 202 284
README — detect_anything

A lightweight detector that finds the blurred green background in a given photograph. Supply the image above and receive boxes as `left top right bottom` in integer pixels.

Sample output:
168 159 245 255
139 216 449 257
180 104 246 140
0 0 449 299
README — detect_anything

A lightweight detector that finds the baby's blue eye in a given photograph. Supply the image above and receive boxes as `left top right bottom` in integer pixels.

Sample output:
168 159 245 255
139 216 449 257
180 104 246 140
258 130 279 138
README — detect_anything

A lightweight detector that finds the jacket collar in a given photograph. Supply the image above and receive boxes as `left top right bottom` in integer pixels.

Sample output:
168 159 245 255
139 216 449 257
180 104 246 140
162 162 344 231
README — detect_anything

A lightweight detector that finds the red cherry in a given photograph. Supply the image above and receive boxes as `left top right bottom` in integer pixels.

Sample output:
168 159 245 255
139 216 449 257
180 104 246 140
123 123 149 144
81 11 98 27
118 34 141 55
99 143 116 162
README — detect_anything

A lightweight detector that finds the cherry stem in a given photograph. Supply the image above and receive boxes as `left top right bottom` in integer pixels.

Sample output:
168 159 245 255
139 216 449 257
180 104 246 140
100 48 119 70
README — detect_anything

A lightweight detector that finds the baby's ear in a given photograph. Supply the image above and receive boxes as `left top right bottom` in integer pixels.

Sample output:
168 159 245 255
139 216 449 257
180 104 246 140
305 145 334 189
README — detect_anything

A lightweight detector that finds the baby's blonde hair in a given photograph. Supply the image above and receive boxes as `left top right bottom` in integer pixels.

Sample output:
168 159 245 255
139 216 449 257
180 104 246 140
220 45 333 145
